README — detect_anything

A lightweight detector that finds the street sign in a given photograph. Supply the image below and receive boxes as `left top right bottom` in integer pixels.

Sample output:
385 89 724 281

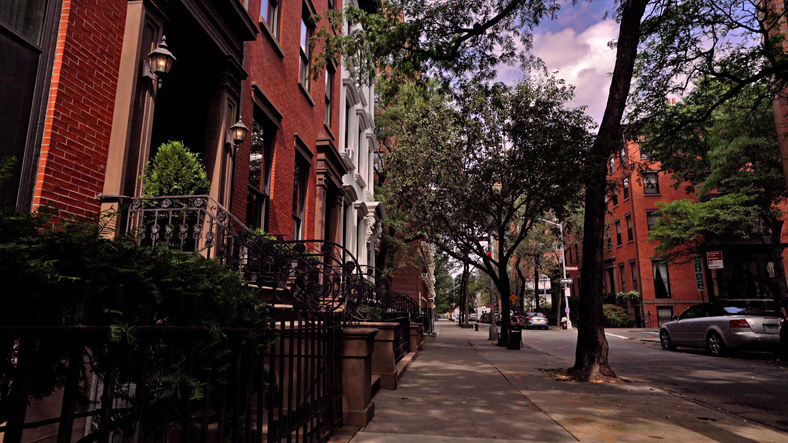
706 251 724 269
693 255 702 273
695 274 705 291
560 278 573 285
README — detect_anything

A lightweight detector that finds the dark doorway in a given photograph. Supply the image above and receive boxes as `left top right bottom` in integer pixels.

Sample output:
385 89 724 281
148 3 223 168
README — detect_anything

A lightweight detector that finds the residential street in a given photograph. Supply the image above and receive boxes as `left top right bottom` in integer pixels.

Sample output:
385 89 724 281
524 327 788 433
351 320 788 442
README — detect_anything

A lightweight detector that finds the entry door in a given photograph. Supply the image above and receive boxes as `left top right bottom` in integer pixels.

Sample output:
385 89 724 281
656 306 673 327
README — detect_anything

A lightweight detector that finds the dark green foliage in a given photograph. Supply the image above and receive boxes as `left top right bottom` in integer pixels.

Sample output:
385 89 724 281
313 0 563 86
141 141 210 196
0 208 266 424
602 304 634 328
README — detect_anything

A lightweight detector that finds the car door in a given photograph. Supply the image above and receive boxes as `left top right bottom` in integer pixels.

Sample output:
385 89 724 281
685 305 711 347
671 305 706 346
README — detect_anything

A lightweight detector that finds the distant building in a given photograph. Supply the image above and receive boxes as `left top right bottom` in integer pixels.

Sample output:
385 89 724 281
598 141 788 327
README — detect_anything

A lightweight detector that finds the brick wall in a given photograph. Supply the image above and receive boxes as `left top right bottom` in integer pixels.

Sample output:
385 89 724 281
240 0 341 237
33 0 126 219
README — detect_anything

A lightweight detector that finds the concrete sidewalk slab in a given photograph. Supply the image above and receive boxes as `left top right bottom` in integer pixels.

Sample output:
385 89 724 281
351 322 788 442
352 323 574 442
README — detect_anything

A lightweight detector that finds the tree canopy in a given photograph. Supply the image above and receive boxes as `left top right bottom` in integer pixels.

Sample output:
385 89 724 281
383 76 592 328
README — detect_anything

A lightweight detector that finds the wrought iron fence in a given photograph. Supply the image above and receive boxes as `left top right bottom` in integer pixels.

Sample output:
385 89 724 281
0 307 342 443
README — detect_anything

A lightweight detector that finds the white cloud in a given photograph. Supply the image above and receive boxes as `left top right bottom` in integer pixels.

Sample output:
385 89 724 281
534 20 618 124
496 20 618 125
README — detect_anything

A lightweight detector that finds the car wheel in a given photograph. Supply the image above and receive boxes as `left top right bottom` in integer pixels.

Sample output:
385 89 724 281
659 330 675 351
706 332 726 356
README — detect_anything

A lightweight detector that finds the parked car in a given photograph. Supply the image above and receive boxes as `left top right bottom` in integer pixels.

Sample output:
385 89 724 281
479 312 490 323
524 312 549 330
659 303 781 356
512 311 527 325
469 312 478 321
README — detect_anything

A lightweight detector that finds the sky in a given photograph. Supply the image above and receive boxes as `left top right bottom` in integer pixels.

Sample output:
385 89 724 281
496 0 619 125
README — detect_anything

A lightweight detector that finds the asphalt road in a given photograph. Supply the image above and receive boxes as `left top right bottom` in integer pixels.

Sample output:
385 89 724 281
519 327 788 433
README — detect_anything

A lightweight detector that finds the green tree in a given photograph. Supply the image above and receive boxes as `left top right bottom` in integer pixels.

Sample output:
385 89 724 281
383 77 592 342
643 80 788 303
630 0 788 148
141 141 209 196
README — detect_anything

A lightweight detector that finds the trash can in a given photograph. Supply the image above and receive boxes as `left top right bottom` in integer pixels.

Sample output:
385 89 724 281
474 322 479 331
561 317 568 329
507 324 522 350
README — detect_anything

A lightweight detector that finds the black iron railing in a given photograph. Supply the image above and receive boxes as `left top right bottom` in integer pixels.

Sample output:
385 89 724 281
0 307 342 443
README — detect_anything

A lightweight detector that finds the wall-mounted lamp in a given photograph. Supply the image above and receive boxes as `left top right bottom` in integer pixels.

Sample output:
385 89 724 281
229 119 249 146
145 35 176 89
227 118 249 212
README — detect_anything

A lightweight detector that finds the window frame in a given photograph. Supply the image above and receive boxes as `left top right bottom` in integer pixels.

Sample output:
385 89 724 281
299 10 314 92
630 261 638 290
246 114 276 231
619 263 627 292
615 220 622 246
643 171 660 195
646 211 660 231
652 261 672 299
324 66 334 125
260 0 281 39
625 214 633 242
622 177 630 200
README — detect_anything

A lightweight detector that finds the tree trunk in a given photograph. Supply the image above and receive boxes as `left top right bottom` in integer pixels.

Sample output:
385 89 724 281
515 256 526 311
571 0 648 382
462 262 471 324
767 216 788 304
533 255 540 312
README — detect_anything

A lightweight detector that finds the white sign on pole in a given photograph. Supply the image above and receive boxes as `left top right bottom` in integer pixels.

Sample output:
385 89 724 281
706 251 724 270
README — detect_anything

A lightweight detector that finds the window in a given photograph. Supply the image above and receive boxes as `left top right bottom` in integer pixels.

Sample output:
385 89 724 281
622 177 630 200
605 226 612 251
260 0 281 38
652 261 671 298
630 261 638 290
292 157 309 239
611 188 618 207
608 156 615 174
615 220 622 246
619 264 627 292
246 115 275 231
327 0 334 9
620 146 628 164
299 12 313 91
646 211 660 231
605 267 616 293
643 172 660 194
344 100 352 152
625 215 633 241
640 146 651 159
679 305 706 320
324 67 334 125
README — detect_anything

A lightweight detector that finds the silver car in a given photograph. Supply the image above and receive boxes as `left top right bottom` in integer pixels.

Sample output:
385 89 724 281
659 304 781 356
524 312 549 330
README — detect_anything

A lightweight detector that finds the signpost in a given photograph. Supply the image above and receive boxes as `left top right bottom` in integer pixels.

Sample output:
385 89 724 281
706 251 724 270
694 255 705 303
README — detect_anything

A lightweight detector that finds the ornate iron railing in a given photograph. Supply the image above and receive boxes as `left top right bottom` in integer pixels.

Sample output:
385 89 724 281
126 195 366 315
0 307 343 442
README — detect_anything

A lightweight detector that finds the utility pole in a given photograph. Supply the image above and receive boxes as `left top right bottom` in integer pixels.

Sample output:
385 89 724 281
487 235 498 340
538 218 572 329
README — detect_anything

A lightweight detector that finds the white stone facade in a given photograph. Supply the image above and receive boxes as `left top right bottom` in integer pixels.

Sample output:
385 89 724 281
338 0 384 269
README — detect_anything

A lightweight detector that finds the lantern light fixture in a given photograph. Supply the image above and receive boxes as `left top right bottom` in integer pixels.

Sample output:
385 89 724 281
146 35 176 89
230 119 249 146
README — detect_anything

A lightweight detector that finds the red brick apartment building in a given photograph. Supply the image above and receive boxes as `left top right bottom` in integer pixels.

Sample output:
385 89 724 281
0 0 355 245
598 142 788 327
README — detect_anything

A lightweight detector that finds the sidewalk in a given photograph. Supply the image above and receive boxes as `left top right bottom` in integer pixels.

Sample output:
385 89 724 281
351 322 788 442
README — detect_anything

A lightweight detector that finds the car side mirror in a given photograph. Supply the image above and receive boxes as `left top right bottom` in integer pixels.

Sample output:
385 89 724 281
672 315 679 321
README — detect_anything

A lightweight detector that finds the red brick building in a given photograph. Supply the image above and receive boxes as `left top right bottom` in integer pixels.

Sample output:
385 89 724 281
601 142 788 327
1 0 357 247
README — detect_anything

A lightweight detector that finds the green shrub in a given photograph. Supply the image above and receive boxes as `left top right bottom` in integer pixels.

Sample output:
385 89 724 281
603 304 635 328
141 141 209 196
0 209 267 420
